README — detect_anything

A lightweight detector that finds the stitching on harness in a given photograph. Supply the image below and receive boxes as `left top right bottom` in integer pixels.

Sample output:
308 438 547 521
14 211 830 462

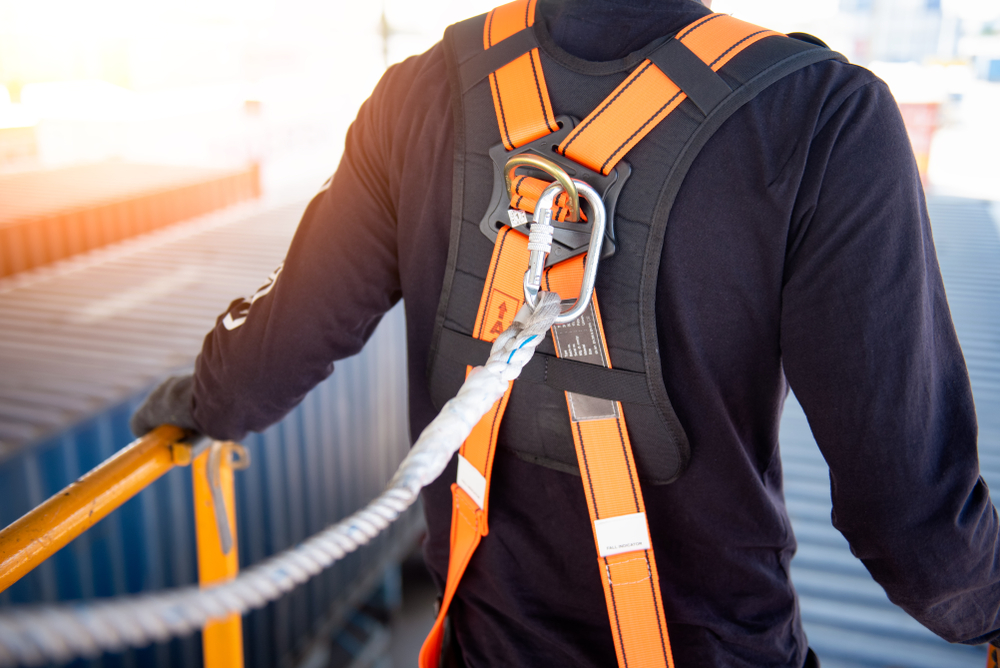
709 29 771 68
603 556 630 667
677 12 722 41
456 499 479 532
528 49 558 133
576 421 601 520
491 73 515 150
559 61 654 157
615 419 641 513
648 552 670 659
487 9 495 47
605 556 653 586
600 89 682 173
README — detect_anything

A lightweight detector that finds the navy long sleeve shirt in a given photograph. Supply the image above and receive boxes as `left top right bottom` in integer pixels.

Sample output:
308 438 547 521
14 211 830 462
190 1 1000 665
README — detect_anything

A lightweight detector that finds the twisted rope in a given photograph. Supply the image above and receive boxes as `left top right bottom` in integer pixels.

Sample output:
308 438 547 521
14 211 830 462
0 292 563 667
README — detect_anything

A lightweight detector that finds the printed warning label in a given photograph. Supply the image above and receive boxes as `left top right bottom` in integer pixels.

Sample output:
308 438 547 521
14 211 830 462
551 302 618 422
594 512 651 557
482 288 520 341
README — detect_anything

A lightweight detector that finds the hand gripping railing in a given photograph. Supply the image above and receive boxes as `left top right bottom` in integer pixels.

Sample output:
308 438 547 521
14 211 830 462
0 292 563 667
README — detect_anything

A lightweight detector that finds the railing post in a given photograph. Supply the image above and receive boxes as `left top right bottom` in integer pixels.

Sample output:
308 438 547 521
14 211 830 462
193 442 246 668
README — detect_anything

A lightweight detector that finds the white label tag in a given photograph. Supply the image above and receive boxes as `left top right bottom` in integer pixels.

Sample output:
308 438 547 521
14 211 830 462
594 512 651 557
456 454 487 509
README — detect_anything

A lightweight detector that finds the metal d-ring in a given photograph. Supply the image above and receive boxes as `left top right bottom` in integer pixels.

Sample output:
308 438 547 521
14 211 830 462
504 154 580 223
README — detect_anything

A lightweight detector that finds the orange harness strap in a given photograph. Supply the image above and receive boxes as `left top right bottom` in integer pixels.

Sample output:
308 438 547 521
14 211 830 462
509 175 585 222
544 262 675 668
485 0 559 150
556 13 778 175
420 227 674 668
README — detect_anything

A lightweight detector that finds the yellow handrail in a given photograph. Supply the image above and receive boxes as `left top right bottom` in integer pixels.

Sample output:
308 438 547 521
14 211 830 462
0 424 245 668
0 425 189 594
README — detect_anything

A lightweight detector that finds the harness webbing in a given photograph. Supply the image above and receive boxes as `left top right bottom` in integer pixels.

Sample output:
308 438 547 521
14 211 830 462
558 14 778 175
509 174 584 222
422 3 787 666
543 260 674 668
484 0 558 150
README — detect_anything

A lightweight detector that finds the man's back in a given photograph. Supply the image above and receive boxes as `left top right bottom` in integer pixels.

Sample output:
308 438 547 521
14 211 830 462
185 1 996 665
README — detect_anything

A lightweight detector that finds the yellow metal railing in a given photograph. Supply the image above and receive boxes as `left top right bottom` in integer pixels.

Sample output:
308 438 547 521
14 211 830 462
0 425 245 668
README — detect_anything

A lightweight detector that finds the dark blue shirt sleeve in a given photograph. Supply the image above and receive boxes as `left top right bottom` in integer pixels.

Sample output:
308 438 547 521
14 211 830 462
779 77 1000 644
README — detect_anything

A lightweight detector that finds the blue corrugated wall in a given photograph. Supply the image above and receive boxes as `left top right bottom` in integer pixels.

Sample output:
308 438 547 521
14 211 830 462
0 304 418 668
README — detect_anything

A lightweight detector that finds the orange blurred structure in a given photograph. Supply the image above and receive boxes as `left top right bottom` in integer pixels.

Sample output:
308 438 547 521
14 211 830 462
898 102 940 185
0 162 260 278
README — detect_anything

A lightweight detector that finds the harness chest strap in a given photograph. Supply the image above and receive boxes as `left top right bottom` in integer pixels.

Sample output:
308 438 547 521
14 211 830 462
422 4 782 667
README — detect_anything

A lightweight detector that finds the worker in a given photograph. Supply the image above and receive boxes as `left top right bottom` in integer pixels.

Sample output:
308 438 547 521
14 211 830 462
131 0 1000 666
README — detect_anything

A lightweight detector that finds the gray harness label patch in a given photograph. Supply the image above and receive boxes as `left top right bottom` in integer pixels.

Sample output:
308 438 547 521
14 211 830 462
551 301 619 422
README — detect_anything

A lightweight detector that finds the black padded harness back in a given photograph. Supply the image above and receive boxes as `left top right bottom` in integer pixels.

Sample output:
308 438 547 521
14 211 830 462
428 14 844 484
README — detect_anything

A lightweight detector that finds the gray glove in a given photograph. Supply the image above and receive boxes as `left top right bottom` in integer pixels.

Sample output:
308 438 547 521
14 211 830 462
130 374 201 438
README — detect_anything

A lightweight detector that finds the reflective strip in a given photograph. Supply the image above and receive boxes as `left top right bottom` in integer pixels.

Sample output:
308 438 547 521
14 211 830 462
457 454 487 509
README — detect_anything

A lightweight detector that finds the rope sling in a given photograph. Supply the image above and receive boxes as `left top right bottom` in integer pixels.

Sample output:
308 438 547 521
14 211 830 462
0 294 563 667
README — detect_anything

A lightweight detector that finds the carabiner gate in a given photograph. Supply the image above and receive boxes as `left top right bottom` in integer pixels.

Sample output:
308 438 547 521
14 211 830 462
522 179 606 325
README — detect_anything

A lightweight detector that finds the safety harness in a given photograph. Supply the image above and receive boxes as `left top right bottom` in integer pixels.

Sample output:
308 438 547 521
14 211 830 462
422 3 844 666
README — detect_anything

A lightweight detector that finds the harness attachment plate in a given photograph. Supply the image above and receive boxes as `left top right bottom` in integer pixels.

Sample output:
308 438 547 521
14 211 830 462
479 115 631 268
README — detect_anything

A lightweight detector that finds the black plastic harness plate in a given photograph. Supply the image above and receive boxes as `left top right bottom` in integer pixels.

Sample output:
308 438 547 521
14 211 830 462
479 115 631 268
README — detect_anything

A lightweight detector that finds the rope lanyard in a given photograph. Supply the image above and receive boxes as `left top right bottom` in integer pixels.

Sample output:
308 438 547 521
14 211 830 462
422 3 780 667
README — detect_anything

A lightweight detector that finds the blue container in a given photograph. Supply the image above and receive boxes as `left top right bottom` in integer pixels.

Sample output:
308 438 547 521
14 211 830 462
0 201 421 667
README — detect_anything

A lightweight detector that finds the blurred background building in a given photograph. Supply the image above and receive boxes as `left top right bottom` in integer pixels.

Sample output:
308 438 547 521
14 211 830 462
0 1 998 667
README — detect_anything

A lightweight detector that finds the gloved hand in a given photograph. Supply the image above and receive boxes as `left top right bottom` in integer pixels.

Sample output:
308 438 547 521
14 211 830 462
130 374 201 438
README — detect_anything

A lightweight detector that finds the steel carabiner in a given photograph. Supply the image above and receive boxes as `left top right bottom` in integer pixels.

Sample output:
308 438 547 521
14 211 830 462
523 179 606 325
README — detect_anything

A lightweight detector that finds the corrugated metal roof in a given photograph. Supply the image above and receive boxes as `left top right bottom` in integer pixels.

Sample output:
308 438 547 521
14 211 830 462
781 196 998 668
0 197 300 459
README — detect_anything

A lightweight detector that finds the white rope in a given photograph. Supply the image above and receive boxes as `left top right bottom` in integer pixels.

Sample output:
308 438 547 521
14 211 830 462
0 292 564 667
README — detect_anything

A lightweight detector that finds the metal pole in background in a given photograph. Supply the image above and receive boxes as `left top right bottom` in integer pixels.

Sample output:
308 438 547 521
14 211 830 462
193 442 247 668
